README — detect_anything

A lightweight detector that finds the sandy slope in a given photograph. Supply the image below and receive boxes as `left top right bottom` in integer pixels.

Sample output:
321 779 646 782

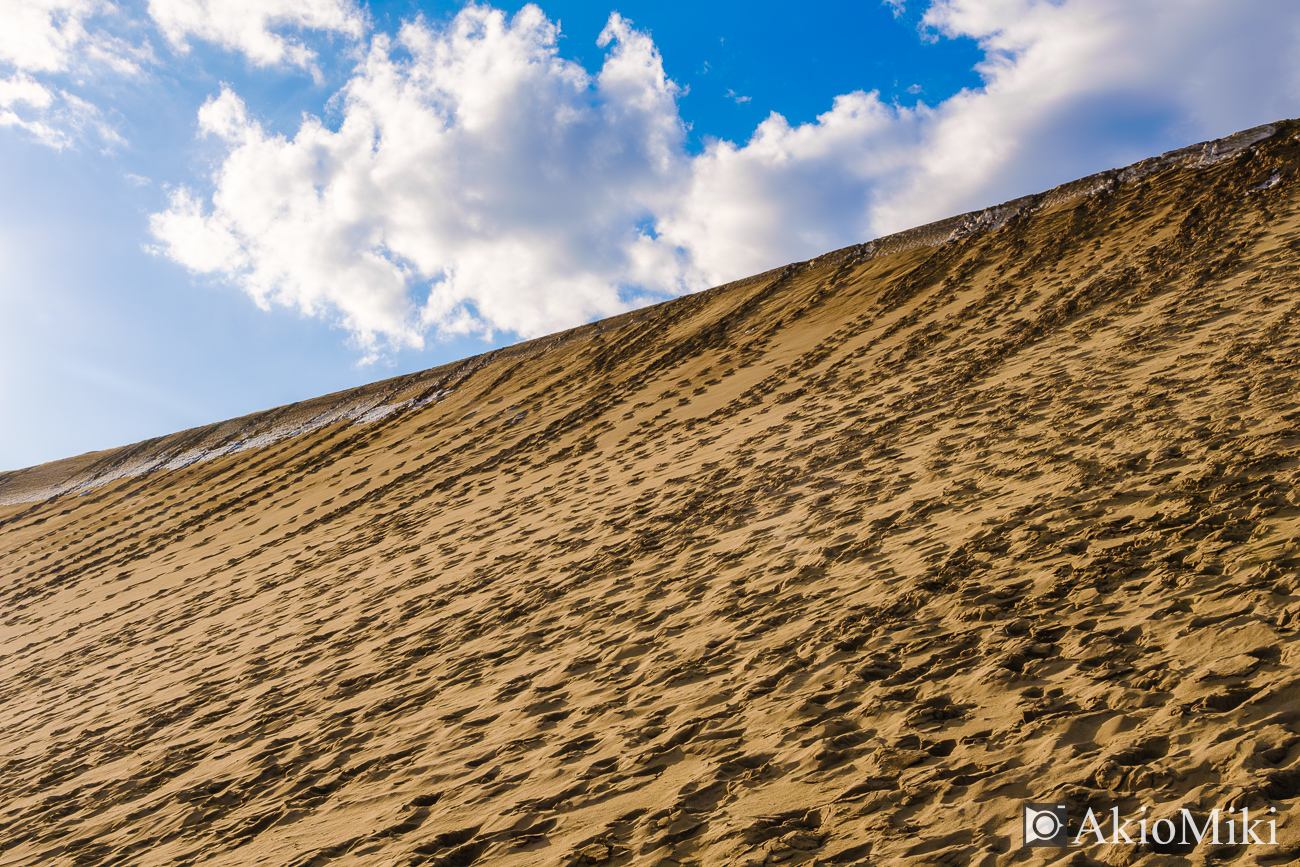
2 122 1300 867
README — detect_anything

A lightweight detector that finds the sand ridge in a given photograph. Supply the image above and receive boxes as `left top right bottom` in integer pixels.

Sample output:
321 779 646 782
0 122 1277 510
1 121 1300 865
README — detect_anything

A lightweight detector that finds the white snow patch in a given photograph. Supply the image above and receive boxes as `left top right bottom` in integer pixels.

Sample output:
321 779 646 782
0 384 461 506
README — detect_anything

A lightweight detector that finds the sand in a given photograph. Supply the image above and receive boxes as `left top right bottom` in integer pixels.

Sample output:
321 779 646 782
1 121 1299 866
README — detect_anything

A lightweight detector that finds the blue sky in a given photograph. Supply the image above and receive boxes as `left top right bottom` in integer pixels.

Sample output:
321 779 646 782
2 0 1298 471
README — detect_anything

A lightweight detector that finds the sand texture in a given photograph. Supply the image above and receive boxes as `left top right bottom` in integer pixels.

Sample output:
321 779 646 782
2 122 1300 866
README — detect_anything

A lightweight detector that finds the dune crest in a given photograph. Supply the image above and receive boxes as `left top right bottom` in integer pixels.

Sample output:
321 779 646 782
2 120 1299 866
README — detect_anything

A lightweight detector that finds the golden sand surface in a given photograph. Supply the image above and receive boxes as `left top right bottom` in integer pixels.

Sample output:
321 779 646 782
2 123 1300 867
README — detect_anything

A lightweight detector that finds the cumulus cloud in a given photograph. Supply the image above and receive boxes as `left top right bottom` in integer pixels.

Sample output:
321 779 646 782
145 0 366 72
666 0 1300 284
151 0 1300 353
659 93 930 286
875 0 1300 233
150 5 697 354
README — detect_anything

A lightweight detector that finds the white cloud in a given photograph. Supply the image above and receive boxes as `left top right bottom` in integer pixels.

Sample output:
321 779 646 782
151 0 1300 352
666 0 1300 284
0 71 123 148
0 0 150 74
0 0 150 147
0 73 55 109
876 0 1300 233
145 0 366 72
0 0 99 73
150 5 698 354
0 73 62 146
659 93 930 285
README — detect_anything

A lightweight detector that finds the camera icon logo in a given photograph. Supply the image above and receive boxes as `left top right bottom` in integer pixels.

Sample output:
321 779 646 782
1023 802 1069 847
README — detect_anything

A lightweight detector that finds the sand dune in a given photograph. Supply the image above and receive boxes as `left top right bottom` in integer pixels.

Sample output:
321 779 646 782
2 121 1299 866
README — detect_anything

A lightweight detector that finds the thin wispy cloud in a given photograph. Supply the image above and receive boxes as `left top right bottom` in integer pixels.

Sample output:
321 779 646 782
145 0 367 74
0 71 123 148
0 0 111 73
0 0 148 147
0 0 151 79
0 0 360 147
